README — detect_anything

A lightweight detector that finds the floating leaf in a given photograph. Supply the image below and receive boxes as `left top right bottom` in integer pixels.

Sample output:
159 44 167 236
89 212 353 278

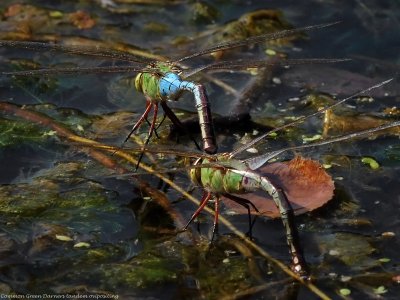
317 233 378 270
68 10 96 29
55 234 73 242
392 275 400 283
302 134 322 142
223 156 334 218
324 108 400 137
361 157 380 169
266 48 277 56
373 286 388 294
49 11 63 18
378 258 390 263
74 242 91 248
339 288 351 296
381 231 395 237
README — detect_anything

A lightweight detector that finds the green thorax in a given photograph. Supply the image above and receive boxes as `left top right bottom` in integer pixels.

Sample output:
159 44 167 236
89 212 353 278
189 157 247 194
134 62 179 101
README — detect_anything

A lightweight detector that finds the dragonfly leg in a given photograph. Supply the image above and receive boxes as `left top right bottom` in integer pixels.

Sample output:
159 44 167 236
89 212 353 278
145 116 160 139
135 103 159 170
123 99 152 144
222 193 259 239
184 191 212 230
211 197 220 241
156 113 167 131
144 112 166 139
160 101 201 151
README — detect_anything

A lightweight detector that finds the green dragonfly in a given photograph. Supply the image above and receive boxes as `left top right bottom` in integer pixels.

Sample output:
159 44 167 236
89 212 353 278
0 22 347 155
92 78 398 278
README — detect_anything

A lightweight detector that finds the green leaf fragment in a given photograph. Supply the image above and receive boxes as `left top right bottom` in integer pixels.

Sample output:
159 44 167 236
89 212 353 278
339 288 351 296
361 157 380 169
373 286 388 294
55 234 73 242
49 11 63 18
378 257 391 263
43 130 57 136
74 242 91 248
302 134 322 142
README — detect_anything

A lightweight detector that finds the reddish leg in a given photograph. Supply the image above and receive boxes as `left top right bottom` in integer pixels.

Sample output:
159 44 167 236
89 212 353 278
123 99 152 144
184 191 212 229
135 103 159 169
144 103 159 145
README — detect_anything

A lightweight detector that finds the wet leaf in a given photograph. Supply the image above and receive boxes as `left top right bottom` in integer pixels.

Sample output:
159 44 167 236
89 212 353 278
317 233 378 270
373 286 388 294
339 288 351 296
223 157 335 218
361 157 380 169
74 242 91 248
392 275 400 283
190 1 219 24
323 109 400 137
98 252 179 288
0 117 48 147
55 234 73 242
143 22 169 34
68 11 96 29
208 9 296 58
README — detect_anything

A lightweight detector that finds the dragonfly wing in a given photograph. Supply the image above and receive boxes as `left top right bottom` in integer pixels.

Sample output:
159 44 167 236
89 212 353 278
243 150 286 170
2 65 156 76
230 78 394 158
174 21 340 63
184 58 350 77
0 40 151 63
243 118 400 170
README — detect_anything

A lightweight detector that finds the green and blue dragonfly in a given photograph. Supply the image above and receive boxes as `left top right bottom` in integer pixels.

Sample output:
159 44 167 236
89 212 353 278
0 22 347 154
92 78 398 278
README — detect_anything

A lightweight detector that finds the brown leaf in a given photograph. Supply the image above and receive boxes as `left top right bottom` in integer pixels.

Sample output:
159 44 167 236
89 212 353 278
68 11 96 29
223 156 335 218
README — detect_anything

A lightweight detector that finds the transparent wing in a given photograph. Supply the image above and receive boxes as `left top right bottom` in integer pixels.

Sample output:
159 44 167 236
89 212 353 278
230 78 394 158
174 21 340 63
244 119 400 170
0 40 151 63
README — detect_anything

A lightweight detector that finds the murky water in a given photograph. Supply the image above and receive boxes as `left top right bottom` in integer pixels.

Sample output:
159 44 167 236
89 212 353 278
0 0 399 299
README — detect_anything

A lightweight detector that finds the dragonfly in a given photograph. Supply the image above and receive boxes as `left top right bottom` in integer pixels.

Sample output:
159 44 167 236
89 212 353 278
0 22 347 155
89 78 398 278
